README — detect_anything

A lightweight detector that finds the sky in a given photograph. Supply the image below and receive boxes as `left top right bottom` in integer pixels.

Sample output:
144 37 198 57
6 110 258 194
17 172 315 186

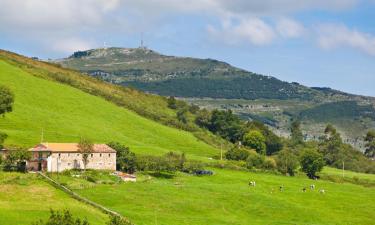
0 0 375 96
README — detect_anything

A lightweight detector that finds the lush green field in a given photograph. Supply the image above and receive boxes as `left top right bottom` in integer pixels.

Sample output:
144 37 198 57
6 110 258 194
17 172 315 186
0 60 218 159
0 172 108 225
321 167 375 181
53 168 375 225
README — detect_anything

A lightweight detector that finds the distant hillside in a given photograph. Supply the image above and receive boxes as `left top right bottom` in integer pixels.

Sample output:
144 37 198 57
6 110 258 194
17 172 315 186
57 47 373 103
56 47 375 151
0 50 220 159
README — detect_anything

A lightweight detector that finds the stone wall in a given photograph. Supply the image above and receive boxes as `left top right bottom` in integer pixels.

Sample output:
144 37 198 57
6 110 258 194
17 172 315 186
48 152 116 172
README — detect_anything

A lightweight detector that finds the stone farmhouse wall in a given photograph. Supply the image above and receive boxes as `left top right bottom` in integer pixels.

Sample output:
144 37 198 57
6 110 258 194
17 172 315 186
48 152 116 172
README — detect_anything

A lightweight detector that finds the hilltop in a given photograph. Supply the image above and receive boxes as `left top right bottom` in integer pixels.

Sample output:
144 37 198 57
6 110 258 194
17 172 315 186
0 50 219 159
57 47 375 150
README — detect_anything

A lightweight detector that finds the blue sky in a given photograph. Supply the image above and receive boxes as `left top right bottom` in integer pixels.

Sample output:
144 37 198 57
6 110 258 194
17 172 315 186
1 0 375 96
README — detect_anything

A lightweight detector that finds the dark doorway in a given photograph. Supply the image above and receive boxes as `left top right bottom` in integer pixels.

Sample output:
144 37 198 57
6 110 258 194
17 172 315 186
38 162 42 171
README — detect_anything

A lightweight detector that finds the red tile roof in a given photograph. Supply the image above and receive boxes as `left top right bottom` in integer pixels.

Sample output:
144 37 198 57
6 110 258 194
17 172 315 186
29 143 116 153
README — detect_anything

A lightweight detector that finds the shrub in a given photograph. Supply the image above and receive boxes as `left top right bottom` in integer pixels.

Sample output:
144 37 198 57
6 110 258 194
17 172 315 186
246 152 265 169
275 149 299 176
32 209 89 225
225 147 251 161
242 130 266 155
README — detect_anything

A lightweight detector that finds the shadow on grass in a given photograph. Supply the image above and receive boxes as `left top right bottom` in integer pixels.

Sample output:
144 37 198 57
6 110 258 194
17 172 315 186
148 172 175 179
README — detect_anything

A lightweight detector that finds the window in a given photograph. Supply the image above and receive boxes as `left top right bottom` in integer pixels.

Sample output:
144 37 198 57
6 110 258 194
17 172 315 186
77 154 80 156
91 154 93 157
58 153 61 157
108 154 111 157
68 153 70 157
100 153 102 157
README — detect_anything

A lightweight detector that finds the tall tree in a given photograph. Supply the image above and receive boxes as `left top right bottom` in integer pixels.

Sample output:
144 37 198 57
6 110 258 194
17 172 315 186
290 120 304 145
242 130 266 155
0 85 14 116
364 130 375 158
275 149 299 176
78 137 94 171
299 148 325 179
108 142 136 173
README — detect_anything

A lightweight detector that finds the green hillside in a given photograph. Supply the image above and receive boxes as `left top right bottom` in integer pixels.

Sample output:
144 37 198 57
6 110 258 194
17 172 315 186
0 172 107 225
0 59 218 159
51 168 375 225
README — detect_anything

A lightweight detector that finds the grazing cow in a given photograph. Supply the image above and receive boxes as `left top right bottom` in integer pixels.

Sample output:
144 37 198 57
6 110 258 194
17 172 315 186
310 184 315 190
302 187 307 192
319 189 325 194
249 181 256 187
279 185 284 192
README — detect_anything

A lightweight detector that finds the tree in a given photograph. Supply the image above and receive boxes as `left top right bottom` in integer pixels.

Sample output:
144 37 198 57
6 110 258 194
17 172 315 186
275 149 299 176
225 147 251 161
167 96 177 109
246 151 265 169
32 209 89 225
3 147 31 172
299 148 325 179
0 85 14 116
195 109 211 128
290 120 304 145
0 131 8 149
78 137 93 171
108 142 136 173
176 107 189 124
242 130 266 155
319 124 343 165
364 130 375 158
243 121 283 155
209 109 243 142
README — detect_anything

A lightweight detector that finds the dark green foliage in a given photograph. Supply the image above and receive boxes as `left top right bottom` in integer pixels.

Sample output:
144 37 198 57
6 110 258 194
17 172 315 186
290 120 304 145
125 76 315 100
32 209 89 225
275 149 299 176
3 146 31 172
188 104 200 114
107 142 136 173
167 96 177 109
136 152 189 174
0 85 14 116
106 215 132 225
299 148 325 179
246 152 265 169
299 101 375 122
208 110 243 142
243 121 283 155
225 147 251 161
242 130 266 155
364 130 375 158
195 109 211 128
176 107 189 124
0 131 7 149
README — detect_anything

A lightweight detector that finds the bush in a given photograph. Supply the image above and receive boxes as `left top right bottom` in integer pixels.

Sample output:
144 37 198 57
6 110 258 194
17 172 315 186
182 160 204 173
32 209 89 225
275 149 299 176
225 147 251 161
107 215 132 225
246 152 265 169
242 130 266 155
263 158 277 170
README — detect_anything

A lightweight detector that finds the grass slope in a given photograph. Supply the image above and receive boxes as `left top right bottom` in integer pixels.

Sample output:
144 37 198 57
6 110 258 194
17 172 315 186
0 60 217 159
54 168 375 225
0 172 107 225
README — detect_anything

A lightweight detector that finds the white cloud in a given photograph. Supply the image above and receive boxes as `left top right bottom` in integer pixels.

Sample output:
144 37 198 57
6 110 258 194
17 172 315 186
317 24 375 56
276 18 306 38
208 17 275 46
49 37 96 54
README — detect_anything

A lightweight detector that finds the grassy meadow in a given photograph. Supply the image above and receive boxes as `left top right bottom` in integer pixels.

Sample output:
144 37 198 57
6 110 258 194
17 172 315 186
49 168 375 225
0 172 108 225
0 60 218 159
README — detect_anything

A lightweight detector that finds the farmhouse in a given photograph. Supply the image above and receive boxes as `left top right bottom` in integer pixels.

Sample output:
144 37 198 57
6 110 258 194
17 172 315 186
27 143 116 172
